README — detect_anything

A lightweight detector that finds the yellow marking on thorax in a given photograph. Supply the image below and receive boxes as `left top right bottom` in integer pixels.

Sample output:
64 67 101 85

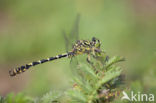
85 41 90 44
77 51 83 55
85 47 91 50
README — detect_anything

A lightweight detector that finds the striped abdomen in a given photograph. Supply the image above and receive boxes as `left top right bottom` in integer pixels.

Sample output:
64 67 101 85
9 53 71 76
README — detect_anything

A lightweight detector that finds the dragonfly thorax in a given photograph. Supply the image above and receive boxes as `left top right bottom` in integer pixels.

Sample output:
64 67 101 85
71 37 101 56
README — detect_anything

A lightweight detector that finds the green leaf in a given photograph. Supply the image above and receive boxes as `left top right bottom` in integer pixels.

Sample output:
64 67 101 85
66 89 87 103
40 91 62 103
105 56 125 70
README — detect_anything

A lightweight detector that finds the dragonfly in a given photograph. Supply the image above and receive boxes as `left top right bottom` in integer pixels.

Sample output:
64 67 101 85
9 15 103 76
9 37 102 76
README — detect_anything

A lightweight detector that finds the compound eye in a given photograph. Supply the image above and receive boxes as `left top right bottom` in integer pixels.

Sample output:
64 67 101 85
92 37 96 42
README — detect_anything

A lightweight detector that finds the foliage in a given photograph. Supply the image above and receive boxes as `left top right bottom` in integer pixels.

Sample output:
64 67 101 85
0 93 33 103
65 52 125 103
0 51 124 103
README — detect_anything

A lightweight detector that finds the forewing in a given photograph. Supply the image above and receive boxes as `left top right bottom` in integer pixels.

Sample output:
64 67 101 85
63 14 80 52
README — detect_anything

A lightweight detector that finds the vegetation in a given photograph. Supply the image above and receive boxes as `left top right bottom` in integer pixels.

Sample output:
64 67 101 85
0 0 156 103
0 52 125 103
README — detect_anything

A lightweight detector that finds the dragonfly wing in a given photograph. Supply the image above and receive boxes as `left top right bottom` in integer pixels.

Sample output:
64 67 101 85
69 14 80 42
62 31 70 52
62 14 81 51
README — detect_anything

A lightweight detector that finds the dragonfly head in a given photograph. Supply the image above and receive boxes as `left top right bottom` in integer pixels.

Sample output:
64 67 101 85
92 37 101 48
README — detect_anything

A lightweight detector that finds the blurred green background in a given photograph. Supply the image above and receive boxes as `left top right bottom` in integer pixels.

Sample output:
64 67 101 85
0 0 156 100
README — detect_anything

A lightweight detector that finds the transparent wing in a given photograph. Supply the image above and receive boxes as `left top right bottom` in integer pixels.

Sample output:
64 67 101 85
62 14 80 52
69 14 80 43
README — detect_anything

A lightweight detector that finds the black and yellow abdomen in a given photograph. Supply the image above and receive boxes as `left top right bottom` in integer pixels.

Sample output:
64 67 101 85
9 53 70 76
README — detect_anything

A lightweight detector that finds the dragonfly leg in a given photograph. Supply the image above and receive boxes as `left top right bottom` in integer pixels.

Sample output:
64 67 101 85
86 54 98 72
70 57 79 66
86 54 93 64
70 57 73 64
105 56 109 62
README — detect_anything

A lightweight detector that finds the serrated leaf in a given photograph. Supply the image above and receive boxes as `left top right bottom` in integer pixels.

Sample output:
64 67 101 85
105 56 125 70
